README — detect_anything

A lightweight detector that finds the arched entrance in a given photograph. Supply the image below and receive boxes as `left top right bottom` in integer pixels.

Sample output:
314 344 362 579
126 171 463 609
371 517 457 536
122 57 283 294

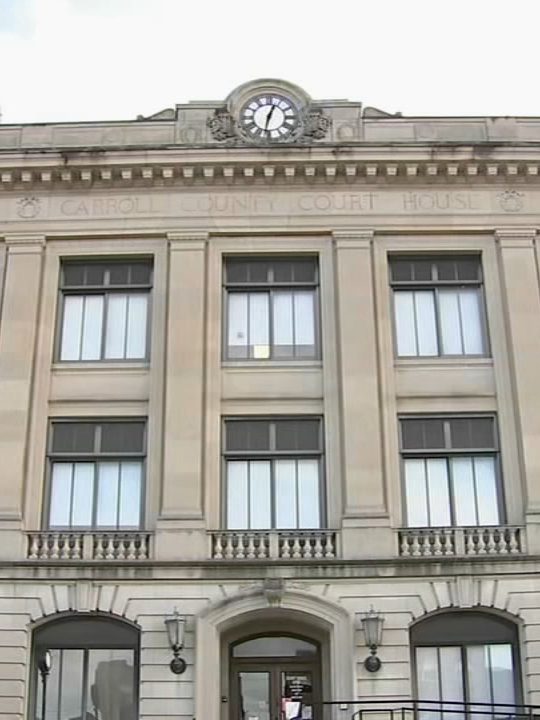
230 634 322 720
195 590 354 720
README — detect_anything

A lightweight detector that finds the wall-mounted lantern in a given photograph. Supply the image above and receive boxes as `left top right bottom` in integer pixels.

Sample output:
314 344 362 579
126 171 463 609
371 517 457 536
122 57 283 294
359 607 384 672
164 609 187 675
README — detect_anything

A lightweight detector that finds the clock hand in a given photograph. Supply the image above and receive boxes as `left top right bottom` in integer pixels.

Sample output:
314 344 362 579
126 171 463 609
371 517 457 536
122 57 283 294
265 104 276 131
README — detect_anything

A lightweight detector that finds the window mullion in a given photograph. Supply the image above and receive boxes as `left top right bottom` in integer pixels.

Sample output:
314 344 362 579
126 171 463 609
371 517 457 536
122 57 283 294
447 456 456 527
268 290 274 359
78 295 87 361
433 287 444 356
92 463 99 530
81 648 90 720
101 293 110 360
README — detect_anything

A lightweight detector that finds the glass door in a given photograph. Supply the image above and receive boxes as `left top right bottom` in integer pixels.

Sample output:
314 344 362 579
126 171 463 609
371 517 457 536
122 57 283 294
233 664 317 720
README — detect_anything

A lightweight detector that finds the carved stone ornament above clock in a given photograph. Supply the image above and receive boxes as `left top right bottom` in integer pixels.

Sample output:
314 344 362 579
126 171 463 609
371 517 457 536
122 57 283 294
206 78 331 145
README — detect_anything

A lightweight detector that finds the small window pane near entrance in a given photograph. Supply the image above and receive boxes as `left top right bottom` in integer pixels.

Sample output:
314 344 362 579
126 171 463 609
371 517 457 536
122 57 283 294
233 636 318 658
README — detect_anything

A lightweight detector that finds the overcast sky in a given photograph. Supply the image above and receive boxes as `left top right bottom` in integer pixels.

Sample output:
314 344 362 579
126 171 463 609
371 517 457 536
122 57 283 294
0 0 538 124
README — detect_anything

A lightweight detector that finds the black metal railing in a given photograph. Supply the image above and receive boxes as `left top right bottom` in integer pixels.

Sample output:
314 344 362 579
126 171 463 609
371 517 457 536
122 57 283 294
317 699 540 720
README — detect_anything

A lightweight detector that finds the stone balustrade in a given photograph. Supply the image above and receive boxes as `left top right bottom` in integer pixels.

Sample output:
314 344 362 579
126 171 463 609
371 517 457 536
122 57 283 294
399 526 524 558
209 530 337 560
26 532 152 561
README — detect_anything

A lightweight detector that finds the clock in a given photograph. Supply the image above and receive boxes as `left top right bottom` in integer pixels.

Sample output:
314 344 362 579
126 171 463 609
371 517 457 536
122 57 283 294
239 93 300 141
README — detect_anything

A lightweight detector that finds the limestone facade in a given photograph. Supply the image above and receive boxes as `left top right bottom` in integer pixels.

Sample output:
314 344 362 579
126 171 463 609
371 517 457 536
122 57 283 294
1 79 540 719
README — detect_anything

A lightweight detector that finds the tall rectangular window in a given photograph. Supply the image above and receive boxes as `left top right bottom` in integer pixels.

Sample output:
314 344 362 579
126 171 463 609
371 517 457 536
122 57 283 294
390 256 487 357
400 416 501 527
224 257 319 360
47 420 146 529
224 418 323 529
58 260 152 361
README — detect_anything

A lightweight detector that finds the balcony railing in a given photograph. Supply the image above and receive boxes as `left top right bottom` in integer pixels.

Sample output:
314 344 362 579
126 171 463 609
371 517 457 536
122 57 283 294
398 526 524 558
320 699 539 720
26 531 152 560
209 530 337 560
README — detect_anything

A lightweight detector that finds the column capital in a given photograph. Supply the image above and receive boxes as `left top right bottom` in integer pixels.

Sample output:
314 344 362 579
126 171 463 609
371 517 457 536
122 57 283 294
495 228 537 248
332 228 374 249
4 233 46 253
167 230 208 251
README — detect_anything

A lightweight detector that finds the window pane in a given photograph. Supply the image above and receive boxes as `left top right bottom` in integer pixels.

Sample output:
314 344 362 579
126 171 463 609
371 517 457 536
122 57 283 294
452 457 477 526
249 293 270 359
49 464 73 526
467 645 493 713
415 291 438 355
390 259 413 282
275 460 297 528
63 264 86 286
60 296 84 361
125 294 148 358
225 421 270 451
273 291 294 358
59 649 85 720
416 647 441 720
275 419 320 451
119 462 142 527
228 293 249 359
87 648 136 720
440 647 465 719
404 459 429 527
96 463 120 527
100 422 145 454
227 461 248 529
81 295 104 360
394 291 417 356
439 290 463 354
426 459 451 527
249 461 271 529
105 294 128 359
297 460 320 528
52 422 95 453
109 264 130 285
474 457 499 525
459 289 484 354
71 463 94 526
489 645 515 709
234 636 317 657
294 291 316 357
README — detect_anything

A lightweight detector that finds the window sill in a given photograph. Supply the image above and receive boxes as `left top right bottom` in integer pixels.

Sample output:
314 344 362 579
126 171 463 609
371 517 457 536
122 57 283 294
395 356 493 369
222 360 323 370
52 361 150 373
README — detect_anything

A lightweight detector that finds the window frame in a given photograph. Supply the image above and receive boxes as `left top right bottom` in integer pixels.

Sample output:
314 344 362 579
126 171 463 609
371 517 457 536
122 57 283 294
55 257 153 364
222 417 326 529
410 611 522 711
44 419 147 531
222 255 322 362
30 613 140 720
389 255 490 359
398 414 505 528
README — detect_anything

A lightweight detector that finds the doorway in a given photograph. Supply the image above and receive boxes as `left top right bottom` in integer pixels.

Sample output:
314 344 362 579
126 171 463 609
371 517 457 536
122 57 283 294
230 635 322 720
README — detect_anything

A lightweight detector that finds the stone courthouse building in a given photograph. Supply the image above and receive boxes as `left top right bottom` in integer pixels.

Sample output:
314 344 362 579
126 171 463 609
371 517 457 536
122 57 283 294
2 77 540 720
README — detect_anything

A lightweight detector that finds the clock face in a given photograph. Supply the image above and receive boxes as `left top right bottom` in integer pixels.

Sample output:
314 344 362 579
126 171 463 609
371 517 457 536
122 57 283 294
240 94 300 141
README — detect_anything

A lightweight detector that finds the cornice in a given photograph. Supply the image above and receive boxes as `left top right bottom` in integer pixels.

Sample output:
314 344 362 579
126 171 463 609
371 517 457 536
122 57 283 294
3 151 540 191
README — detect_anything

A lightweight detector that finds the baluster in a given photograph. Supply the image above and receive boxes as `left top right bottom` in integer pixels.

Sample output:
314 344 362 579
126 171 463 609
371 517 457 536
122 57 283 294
476 530 487 555
325 534 335 558
73 535 83 560
28 534 40 559
50 534 60 560
312 535 323 559
302 537 313 559
444 530 455 556
508 529 520 554
235 534 246 559
214 534 224 559
104 536 115 560
291 536 303 558
126 537 137 560
410 533 421 556
432 532 443 556
465 530 477 555
281 536 292 559
257 535 267 559
224 534 235 559
400 534 411 557
486 529 497 554
58 534 69 560
497 529 508 554
420 533 431 556
246 535 256 559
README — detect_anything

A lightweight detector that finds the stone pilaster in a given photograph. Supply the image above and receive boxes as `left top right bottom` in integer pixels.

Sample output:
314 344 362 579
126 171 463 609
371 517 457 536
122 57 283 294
333 230 391 558
0 234 45 559
496 229 540 551
155 231 208 560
